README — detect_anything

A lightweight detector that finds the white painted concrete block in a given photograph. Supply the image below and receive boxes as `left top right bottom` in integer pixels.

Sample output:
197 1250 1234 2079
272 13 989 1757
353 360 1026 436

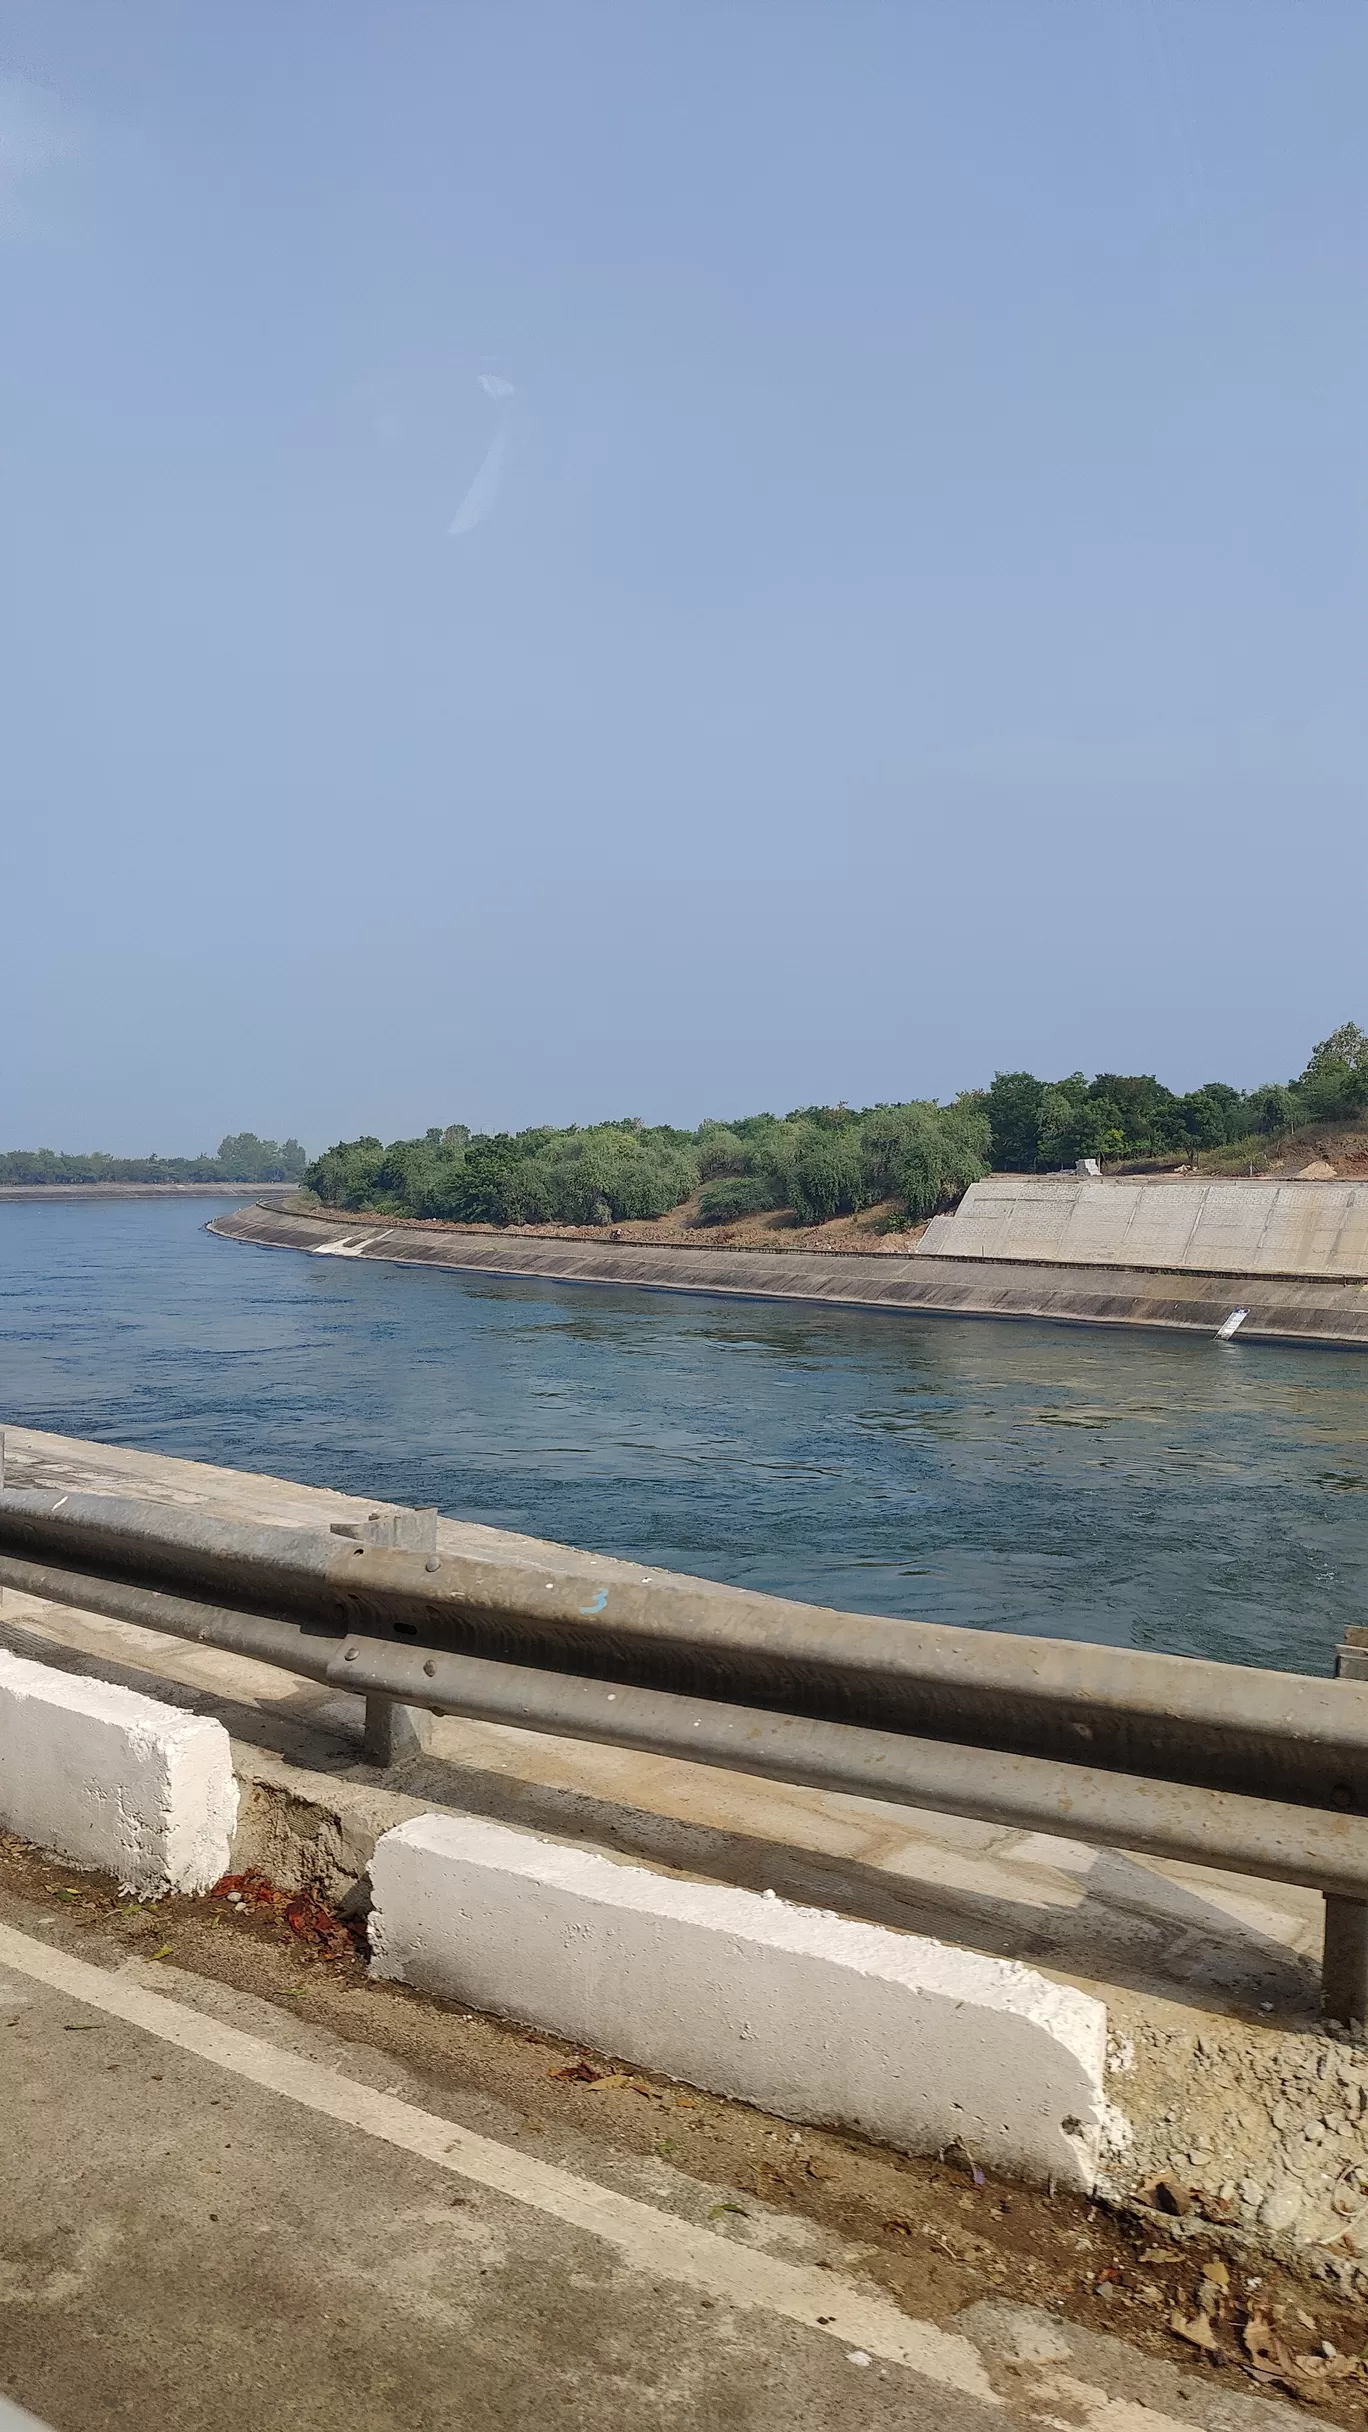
0 1651 238 1895
369 1812 1108 2188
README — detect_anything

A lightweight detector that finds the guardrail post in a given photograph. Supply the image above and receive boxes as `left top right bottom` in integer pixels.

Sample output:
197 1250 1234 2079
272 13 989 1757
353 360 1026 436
1323 1897 1368 2033
333 1510 442 1767
362 1694 435 1767
1325 1637 1368 2030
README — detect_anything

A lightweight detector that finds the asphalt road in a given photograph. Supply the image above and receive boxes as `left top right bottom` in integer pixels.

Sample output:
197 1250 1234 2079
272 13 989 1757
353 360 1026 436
0 1889 1321 2432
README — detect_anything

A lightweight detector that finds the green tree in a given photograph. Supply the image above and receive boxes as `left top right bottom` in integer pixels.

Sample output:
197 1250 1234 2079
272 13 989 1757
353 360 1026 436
1298 1024 1368 1121
789 1130 866 1224
986 1072 1044 1170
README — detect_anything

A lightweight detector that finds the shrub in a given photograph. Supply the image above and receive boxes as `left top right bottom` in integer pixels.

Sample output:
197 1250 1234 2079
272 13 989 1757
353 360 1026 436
696 1127 749 1180
893 1103 990 1221
306 1137 387 1207
696 1175 781 1225
789 1131 866 1224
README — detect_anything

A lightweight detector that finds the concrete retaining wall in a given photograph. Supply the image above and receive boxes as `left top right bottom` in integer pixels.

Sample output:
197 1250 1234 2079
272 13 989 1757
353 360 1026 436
0 1650 237 1894
368 1810 1110 2188
918 1177 1368 1281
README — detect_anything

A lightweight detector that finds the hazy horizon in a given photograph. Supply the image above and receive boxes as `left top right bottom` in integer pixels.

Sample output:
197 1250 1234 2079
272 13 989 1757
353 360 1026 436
3 3 1364 1154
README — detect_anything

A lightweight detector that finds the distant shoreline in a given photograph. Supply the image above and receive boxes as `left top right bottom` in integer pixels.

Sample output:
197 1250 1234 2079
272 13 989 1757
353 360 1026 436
0 1182 300 1203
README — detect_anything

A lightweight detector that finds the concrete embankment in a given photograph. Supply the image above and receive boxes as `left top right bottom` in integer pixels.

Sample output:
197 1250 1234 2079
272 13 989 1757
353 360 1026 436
210 1201 1368 1347
920 1176 1368 1282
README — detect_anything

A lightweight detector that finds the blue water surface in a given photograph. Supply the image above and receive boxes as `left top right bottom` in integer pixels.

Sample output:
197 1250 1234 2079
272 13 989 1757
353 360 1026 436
1 1196 1365 1674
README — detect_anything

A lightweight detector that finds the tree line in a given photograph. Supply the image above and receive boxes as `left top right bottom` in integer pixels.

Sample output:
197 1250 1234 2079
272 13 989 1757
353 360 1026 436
984 1024 1368 1170
306 1099 992 1230
0 1133 309 1186
305 1025 1368 1231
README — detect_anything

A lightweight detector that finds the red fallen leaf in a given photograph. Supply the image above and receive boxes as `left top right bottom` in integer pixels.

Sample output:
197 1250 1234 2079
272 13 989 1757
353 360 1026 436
209 1869 358 1957
550 2058 608 2083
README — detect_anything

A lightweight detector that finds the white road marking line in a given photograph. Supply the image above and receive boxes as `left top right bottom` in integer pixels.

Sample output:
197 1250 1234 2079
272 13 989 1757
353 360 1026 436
0 1923 994 2395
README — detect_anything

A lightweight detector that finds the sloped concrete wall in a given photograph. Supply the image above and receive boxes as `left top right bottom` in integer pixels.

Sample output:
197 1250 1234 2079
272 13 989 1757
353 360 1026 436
917 1179 1368 1280
210 1204 1368 1344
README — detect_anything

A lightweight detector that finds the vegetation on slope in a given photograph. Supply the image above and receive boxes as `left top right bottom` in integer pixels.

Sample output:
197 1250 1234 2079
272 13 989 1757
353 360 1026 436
306 1099 992 1230
305 1024 1368 1232
985 1025 1368 1172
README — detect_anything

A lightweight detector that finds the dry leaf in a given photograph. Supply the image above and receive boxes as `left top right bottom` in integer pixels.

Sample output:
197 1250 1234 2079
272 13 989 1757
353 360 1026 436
1239 2317 1357 2401
1171 2309 1220 2354
209 1869 356 1959
1202 2256 1230 2288
1293 2354 1359 2384
1242 2317 1278 2365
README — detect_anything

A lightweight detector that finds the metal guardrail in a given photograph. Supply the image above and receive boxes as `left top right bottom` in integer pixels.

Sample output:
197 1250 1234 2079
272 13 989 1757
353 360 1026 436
1 1439 1366 2026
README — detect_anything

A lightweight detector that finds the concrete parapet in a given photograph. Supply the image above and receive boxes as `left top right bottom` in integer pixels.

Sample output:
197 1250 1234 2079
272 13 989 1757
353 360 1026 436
0 1649 237 1895
368 1809 1110 2189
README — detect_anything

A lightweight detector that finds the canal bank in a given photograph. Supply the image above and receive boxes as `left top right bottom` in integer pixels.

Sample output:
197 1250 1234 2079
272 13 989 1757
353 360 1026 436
211 1200 1368 1348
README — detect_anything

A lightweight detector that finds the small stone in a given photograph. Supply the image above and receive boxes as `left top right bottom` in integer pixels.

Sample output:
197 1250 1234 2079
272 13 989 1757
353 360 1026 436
1260 2179 1304 2234
1239 2179 1264 2209
1272 2103 1290 2131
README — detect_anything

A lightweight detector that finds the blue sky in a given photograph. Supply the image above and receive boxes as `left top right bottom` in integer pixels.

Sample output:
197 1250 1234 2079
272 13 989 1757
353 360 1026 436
2 3 1364 1152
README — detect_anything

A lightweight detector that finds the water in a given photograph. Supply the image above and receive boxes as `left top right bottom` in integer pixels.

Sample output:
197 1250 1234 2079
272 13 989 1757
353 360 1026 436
1 1196 1365 1675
